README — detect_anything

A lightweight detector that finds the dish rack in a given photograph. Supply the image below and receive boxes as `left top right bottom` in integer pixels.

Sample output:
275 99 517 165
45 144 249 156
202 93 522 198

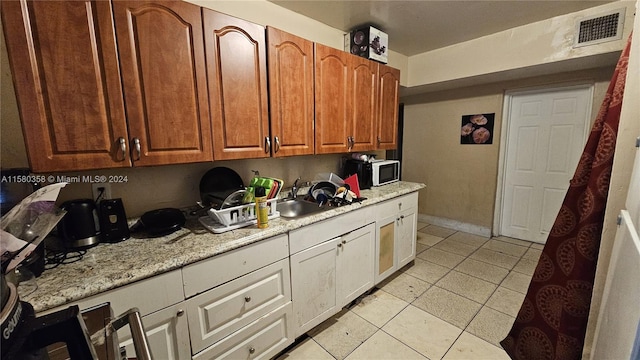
199 198 279 233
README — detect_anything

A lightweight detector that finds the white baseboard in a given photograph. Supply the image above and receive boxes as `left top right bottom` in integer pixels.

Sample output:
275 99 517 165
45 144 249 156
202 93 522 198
418 214 492 238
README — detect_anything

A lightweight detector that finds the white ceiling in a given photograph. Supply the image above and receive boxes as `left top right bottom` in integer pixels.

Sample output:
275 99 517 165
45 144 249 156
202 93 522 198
268 0 615 56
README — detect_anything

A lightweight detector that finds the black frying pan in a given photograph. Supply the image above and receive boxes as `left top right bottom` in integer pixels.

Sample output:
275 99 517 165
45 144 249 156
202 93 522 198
130 208 186 237
199 167 245 209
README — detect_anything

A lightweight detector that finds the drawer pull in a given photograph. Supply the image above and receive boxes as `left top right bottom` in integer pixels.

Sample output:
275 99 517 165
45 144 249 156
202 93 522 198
176 309 185 317
342 240 346 244
337 243 342 248
249 347 256 354
245 296 251 302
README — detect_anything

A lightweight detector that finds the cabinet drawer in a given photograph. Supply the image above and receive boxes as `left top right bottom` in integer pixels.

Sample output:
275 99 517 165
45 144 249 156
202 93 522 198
193 302 293 360
186 259 291 354
289 206 374 254
375 193 418 221
41 270 184 317
183 234 288 297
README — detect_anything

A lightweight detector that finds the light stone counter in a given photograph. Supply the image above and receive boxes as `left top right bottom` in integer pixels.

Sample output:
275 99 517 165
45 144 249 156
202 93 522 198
24 181 425 313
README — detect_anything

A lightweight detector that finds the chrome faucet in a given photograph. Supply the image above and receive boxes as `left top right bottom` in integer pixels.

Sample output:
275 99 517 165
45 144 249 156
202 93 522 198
289 177 301 199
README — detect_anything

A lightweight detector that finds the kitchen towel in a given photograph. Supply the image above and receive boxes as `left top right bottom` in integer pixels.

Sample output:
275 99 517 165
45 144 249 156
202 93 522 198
500 32 633 360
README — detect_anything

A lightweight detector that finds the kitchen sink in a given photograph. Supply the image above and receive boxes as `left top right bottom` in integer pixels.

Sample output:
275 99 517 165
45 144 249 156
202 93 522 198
277 197 328 219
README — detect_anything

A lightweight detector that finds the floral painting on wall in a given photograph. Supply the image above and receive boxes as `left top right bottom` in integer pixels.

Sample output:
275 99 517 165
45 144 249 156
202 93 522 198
461 113 495 144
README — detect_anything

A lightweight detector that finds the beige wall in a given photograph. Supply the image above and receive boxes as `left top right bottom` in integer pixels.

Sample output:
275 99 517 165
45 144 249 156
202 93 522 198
401 67 616 233
51 154 348 217
407 1 635 88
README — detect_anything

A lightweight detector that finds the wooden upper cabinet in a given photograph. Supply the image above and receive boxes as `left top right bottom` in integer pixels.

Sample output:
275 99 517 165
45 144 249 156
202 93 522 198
314 44 351 154
377 64 400 149
266 27 314 157
113 1 212 166
204 10 270 160
350 55 378 152
2 0 129 172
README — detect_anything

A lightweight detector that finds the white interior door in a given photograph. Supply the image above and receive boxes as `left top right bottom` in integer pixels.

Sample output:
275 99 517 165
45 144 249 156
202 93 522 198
500 85 592 243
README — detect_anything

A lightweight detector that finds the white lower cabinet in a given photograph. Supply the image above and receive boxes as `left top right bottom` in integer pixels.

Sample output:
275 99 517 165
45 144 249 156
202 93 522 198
182 234 294 359
290 223 375 337
396 208 418 269
186 259 291 354
338 224 376 306
118 302 191 360
375 192 418 284
193 303 294 360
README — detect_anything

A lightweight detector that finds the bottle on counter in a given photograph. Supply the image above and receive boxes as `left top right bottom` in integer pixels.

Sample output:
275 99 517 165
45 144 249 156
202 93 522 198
255 186 268 228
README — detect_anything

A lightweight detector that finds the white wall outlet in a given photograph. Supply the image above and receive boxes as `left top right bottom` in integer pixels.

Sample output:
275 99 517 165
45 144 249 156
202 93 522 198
92 183 112 202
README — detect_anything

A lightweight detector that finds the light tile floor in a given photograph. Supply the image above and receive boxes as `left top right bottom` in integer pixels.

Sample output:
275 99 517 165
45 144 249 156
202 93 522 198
277 222 541 360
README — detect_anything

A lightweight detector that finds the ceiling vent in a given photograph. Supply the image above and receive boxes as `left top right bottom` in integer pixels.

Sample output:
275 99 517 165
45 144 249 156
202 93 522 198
574 8 625 47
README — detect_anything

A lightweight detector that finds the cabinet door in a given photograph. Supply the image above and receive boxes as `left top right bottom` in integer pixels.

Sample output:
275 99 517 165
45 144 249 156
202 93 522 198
267 27 315 157
338 224 375 307
2 0 129 172
315 44 351 154
396 208 418 269
119 303 191 360
377 64 400 149
113 1 212 166
375 215 397 285
290 237 339 337
204 10 270 160
350 56 378 152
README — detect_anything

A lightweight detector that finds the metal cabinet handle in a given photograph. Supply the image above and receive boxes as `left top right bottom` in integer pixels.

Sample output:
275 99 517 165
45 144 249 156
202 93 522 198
117 137 127 161
176 309 185 317
377 136 381 147
337 243 342 248
245 296 251 302
132 138 141 161
265 137 271 153
249 347 256 354
342 240 346 244
274 136 280 153
347 136 354 151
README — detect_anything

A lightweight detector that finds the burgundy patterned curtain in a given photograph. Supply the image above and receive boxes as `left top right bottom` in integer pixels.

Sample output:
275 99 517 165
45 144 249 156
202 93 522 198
501 32 633 360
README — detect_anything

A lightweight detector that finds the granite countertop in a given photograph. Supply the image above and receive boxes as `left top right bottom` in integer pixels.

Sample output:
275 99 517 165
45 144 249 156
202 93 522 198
23 181 425 313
